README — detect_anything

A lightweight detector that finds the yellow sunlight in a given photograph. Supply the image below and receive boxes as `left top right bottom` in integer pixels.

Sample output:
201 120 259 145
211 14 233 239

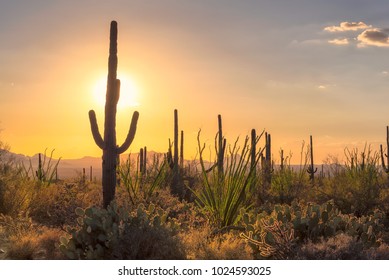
91 74 140 110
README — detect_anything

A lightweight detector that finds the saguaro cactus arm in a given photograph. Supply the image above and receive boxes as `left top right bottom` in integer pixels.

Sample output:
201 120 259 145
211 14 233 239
117 111 140 154
88 110 105 149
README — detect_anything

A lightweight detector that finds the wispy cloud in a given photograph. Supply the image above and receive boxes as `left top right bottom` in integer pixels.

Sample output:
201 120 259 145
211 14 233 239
357 28 389 47
324 21 370 32
328 38 349 45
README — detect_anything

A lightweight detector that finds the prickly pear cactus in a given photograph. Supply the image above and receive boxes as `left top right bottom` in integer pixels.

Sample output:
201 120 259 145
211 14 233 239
59 202 178 259
59 202 123 259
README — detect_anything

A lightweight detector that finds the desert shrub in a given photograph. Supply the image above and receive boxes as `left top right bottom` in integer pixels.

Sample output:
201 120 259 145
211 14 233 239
28 182 95 227
144 188 207 231
0 163 31 216
239 201 385 259
115 209 185 259
269 146 311 204
270 166 310 204
0 212 63 260
6 227 63 260
60 202 184 259
34 227 64 259
295 233 389 260
118 153 169 205
181 223 253 260
6 232 39 260
319 146 384 215
0 212 34 238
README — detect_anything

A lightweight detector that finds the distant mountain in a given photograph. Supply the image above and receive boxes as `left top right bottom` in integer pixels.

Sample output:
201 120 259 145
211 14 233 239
0 150 169 180
1 149 333 180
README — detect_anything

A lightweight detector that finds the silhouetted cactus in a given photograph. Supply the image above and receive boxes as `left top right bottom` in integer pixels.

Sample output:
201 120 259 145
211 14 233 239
217 114 226 176
180 130 184 168
307 135 317 184
380 126 389 174
262 132 272 186
36 153 44 181
251 129 257 172
139 146 147 175
168 109 185 197
88 21 139 208
280 149 286 171
206 114 226 176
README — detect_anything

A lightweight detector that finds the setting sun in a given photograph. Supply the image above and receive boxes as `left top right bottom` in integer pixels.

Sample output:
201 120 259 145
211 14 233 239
92 74 140 109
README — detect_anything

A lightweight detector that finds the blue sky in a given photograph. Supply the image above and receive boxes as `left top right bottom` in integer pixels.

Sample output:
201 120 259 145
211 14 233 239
1 0 389 162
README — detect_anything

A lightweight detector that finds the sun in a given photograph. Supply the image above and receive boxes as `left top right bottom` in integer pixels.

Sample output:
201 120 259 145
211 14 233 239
92 74 140 109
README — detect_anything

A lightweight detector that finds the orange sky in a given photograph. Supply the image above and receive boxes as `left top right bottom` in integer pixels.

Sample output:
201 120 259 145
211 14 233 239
1 1 389 164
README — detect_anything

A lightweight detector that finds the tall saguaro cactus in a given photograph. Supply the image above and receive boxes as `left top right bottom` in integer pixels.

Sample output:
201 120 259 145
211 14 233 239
380 126 389 174
88 21 139 208
307 135 317 184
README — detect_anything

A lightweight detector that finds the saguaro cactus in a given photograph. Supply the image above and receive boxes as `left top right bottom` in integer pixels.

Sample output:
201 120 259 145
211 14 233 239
307 135 317 184
250 129 257 172
262 132 272 187
204 114 226 178
139 146 147 175
88 21 139 208
217 114 226 176
180 130 184 168
169 109 183 197
380 126 389 174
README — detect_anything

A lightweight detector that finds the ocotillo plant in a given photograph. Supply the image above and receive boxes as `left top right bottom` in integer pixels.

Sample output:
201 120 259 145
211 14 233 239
307 135 317 183
380 126 389 174
89 21 139 208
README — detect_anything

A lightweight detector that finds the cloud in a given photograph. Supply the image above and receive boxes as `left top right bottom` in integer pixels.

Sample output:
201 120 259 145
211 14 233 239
323 21 389 48
328 38 349 45
357 28 389 47
324 21 370 32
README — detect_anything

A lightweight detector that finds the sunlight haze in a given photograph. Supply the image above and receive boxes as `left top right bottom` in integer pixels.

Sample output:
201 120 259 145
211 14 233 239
1 0 389 164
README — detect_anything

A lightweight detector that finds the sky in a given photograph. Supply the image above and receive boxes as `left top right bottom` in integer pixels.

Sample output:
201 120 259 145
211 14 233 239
1 0 389 164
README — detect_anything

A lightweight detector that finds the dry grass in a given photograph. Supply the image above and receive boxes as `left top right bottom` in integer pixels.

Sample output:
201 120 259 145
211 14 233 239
295 233 389 260
114 223 186 260
6 227 64 260
181 224 253 260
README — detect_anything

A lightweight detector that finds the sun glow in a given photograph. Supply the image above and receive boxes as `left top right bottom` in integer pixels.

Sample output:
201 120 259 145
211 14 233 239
92 75 140 109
